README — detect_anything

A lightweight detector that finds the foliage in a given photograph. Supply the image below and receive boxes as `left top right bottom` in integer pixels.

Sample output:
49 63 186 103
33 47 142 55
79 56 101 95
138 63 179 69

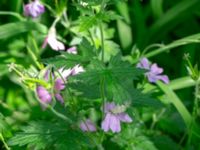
0 0 200 150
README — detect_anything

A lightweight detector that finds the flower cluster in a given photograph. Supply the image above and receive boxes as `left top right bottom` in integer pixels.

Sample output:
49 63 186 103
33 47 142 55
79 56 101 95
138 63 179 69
24 0 45 18
24 1 133 134
36 64 84 106
137 58 169 84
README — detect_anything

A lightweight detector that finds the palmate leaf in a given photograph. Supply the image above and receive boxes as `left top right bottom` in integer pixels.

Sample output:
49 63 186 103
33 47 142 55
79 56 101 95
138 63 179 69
8 121 93 150
79 16 98 32
69 53 160 106
79 11 121 32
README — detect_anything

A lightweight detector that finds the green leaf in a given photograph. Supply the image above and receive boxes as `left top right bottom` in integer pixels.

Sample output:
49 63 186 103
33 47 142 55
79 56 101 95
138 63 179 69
0 21 47 40
77 37 96 58
79 16 97 32
8 121 93 150
150 0 163 19
70 53 159 106
156 81 192 127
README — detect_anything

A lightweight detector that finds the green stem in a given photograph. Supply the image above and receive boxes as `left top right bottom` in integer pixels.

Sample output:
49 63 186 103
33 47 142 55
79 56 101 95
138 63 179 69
150 108 166 130
27 46 43 69
11 67 24 78
24 77 49 87
100 23 105 62
193 80 200 118
141 43 164 56
0 133 10 150
145 38 200 59
100 77 106 117
48 105 72 123
35 92 72 123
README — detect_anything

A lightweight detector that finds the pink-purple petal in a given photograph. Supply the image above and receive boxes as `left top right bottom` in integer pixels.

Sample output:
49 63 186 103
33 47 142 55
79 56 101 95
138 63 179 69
36 85 52 103
67 46 77 54
118 113 133 123
109 114 121 133
80 119 96 132
150 63 163 74
101 113 111 132
137 58 150 69
54 78 65 91
156 75 169 84
104 102 116 113
55 93 64 104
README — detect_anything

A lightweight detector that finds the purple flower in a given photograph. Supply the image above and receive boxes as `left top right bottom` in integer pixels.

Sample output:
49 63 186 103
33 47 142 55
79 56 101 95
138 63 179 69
36 65 85 106
24 0 45 18
42 28 65 51
67 46 77 54
36 69 66 105
101 102 132 133
80 119 96 132
36 85 52 104
54 78 65 91
137 58 169 84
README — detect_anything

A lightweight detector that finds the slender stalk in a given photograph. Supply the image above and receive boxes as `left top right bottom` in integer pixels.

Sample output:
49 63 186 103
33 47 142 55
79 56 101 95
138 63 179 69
150 108 166 130
0 133 10 150
144 39 200 58
100 0 106 62
27 46 43 70
193 80 200 118
35 92 72 123
141 43 165 56
187 79 200 145
24 77 49 87
100 77 106 117
100 23 105 62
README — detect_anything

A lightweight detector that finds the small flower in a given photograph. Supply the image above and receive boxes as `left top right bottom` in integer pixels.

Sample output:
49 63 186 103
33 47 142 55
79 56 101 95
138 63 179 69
42 27 65 51
24 0 45 18
67 46 77 54
137 58 169 84
101 102 132 133
36 85 52 104
54 78 65 91
80 119 97 132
